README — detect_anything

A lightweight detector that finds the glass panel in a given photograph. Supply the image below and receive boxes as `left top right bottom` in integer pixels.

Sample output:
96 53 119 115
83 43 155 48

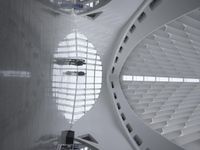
75 101 85 106
86 106 92 111
58 105 73 112
87 65 95 69
56 99 74 106
169 78 183 82
95 71 102 77
53 31 102 124
64 113 72 120
87 77 94 83
77 40 87 46
59 41 67 46
88 48 96 53
96 66 102 70
87 54 96 59
133 76 143 81
67 40 76 46
123 75 200 83
86 100 95 105
74 107 85 112
74 113 84 120
144 76 156 82
184 78 199 83
77 33 87 40
95 77 101 83
156 77 168 82
78 46 87 52
87 71 94 76
123 75 132 81
66 33 75 39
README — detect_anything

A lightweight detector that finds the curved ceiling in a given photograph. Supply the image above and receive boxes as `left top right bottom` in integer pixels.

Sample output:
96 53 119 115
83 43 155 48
121 8 200 149
0 0 143 149
3 0 200 149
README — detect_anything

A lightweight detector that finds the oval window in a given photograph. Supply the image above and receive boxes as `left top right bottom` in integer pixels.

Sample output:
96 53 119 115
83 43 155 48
52 32 102 124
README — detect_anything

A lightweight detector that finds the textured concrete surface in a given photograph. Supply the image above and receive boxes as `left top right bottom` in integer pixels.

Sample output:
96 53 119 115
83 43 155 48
0 0 70 149
0 0 142 149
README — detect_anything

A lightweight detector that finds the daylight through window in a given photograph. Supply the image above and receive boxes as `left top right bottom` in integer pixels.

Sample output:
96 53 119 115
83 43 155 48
52 32 102 124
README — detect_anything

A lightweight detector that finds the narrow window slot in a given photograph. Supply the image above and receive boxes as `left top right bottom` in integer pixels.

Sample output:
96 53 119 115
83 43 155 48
126 124 133 133
130 24 136 33
113 92 117 99
111 81 114 88
138 12 146 23
116 103 121 110
112 67 115 74
121 113 126 121
149 0 161 10
119 46 123 53
123 36 129 43
115 56 119 63
133 135 142 146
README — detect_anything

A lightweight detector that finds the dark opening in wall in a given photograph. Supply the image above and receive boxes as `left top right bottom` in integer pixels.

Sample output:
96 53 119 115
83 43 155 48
111 81 114 88
149 0 161 10
130 24 136 33
117 103 121 110
121 113 126 121
119 46 123 53
112 67 115 73
115 56 119 63
138 12 146 23
113 92 117 99
123 36 129 43
133 135 142 146
126 124 133 133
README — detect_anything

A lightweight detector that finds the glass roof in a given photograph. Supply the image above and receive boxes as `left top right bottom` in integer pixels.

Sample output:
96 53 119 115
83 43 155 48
122 75 200 83
52 32 102 124
45 0 111 15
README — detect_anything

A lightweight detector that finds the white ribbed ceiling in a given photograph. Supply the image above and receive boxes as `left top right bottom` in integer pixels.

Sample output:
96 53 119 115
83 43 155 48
70 0 143 57
121 8 200 149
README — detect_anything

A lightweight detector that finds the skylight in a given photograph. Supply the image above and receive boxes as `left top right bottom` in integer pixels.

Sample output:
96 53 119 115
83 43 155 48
122 75 200 83
44 0 111 15
52 32 102 124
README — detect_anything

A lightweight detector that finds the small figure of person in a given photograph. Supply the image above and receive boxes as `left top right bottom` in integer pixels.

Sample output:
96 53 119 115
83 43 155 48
54 58 86 66
64 71 86 76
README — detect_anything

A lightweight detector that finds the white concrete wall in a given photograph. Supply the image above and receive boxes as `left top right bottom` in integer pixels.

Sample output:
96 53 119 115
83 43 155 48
0 0 72 149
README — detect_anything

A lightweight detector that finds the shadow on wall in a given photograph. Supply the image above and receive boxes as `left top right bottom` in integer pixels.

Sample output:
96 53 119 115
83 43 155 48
30 135 58 150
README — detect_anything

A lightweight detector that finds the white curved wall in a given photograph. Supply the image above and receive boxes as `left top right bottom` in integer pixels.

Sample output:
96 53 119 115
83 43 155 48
107 0 200 150
121 8 200 149
2 0 200 150
0 0 143 150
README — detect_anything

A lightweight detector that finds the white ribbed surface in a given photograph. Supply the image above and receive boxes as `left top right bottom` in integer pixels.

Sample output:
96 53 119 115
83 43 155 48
121 8 200 148
122 8 200 78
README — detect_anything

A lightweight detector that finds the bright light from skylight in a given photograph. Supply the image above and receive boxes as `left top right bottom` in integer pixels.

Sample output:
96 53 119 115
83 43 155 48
122 75 200 83
52 32 102 124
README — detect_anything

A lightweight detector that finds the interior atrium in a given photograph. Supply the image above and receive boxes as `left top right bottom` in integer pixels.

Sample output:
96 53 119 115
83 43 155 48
1 0 200 150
